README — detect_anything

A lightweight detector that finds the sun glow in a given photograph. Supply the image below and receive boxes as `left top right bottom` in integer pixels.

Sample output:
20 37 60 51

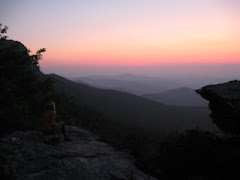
2 0 239 67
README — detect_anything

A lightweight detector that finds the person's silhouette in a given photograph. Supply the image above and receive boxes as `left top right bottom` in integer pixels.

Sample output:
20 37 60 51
44 100 71 141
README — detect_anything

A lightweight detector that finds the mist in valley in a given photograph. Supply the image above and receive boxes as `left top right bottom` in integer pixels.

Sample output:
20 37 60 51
40 63 240 133
2 0 240 178
43 63 239 93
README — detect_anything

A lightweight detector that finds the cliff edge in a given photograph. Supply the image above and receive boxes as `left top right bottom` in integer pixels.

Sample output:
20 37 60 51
196 80 240 133
0 126 156 180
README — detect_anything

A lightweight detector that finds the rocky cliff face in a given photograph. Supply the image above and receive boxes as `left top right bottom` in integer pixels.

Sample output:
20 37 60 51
0 126 156 180
196 80 240 133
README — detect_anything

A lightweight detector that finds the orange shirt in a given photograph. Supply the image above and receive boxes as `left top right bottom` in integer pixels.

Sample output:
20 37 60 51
44 110 57 131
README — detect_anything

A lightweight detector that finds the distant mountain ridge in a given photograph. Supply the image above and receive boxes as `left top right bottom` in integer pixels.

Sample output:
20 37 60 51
50 74 217 134
73 74 233 96
142 87 208 107
73 74 186 95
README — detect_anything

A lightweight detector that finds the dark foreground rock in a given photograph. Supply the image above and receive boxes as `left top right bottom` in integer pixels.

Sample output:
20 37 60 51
196 80 240 133
0 126 156 180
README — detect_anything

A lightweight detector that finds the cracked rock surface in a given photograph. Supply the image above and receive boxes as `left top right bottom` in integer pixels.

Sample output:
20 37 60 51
0 126 156 180
196 80 240 133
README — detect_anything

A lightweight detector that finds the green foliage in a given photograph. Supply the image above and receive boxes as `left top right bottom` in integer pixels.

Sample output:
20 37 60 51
0 24 100 131
29 48 46 65
0 24 56 131
0 24 8 40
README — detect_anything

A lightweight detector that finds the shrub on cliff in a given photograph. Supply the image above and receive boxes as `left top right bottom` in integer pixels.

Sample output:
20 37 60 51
0 24 56 131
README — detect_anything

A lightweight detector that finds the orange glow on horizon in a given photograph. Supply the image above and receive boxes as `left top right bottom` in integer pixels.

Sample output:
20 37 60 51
11 0 238 67
41 14 240 66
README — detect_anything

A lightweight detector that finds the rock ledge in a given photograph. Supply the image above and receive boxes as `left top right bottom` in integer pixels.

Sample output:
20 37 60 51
196 80 240 133
0 126 156 180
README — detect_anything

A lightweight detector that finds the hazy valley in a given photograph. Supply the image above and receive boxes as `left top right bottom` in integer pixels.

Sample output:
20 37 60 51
2 0 240 177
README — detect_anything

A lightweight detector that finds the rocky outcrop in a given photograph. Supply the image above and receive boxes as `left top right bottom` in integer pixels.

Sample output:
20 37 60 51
0 126 156 180
0 39 43 77
196 80 240 133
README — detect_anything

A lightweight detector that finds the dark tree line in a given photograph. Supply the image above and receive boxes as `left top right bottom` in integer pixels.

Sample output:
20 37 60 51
0 24 101 132
0 24 56 131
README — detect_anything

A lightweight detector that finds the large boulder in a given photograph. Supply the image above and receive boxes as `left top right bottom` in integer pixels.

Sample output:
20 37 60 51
196 80 240 133
0 126 157 180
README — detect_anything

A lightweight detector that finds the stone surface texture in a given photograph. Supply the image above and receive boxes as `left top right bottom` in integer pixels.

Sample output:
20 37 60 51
196 80 240 133
0 126 156 180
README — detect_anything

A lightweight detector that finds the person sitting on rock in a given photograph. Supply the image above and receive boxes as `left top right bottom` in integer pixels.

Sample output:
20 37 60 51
44 100 71 141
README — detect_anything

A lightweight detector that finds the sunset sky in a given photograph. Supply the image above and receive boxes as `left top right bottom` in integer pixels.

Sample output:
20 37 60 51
1 0 240 77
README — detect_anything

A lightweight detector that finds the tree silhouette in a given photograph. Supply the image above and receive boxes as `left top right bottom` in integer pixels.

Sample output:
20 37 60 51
0 23 8 40
29 48 46 65
0 24 57 131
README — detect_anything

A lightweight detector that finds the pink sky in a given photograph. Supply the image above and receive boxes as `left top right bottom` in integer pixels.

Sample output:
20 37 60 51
1 0 240 75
